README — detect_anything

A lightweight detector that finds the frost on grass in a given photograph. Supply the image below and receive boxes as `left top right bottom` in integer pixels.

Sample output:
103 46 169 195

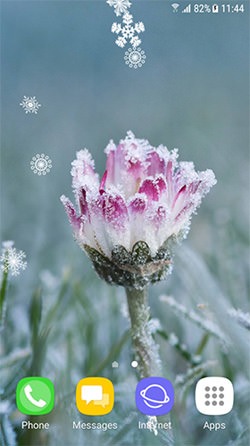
175 360 217 398
228 308 250 330
160 295 229 347
0 348 31 369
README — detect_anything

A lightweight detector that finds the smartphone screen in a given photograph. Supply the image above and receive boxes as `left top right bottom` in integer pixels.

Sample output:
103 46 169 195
1 1 249 445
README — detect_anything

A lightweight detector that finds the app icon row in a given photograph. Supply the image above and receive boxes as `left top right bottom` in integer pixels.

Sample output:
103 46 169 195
16 376 234 417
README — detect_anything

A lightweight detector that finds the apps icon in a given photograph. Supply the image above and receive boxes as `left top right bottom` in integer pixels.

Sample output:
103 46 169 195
195 377 234 415
135 377 174 416
76 377 114 416
16 377 54 415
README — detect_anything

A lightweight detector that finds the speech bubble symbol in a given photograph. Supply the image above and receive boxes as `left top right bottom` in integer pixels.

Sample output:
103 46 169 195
81 385 102 405
93 393 109 408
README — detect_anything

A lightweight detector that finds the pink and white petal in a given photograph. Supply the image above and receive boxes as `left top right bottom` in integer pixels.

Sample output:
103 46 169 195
153 205 168 227
128 217 147 250
77 188 89 217
173 169 216 222
60 195 81 230
102 194 130 252
142 205 170 255
174 202 195 224
105 142 126 188
128 193 147 215
139 178 160 201
71 149 99 191
101 193 128 229
87 196 114 257
100 170 108 193
141 221 160 256
197 169 217 194
165 160 175 201
146 151 166 176
155 175 167 196
89 193 130 256
127 193 148 248
75 220 93 248
172 184 187 211
174 162 197 190
105 220 130 253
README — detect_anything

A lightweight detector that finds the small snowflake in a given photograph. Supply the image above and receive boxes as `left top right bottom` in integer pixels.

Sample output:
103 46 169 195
112 13 145 49
30 154 52 175
106 0 131 16
20 96 41 114
0 243 27 277
124 47 146 68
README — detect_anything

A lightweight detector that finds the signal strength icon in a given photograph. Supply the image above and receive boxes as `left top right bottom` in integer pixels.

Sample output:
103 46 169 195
182 4 191 13
171 3 180 13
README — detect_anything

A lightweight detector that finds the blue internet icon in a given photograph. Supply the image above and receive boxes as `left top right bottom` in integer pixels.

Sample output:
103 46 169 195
135 377 174 415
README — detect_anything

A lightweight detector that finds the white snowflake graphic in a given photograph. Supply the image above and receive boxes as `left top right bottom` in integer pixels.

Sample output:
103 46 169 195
20 96 41 114
30 153 52 175
0 242 27 277
111 12 145 48
106 0 131 16
107 0 146 68
124 47 146 68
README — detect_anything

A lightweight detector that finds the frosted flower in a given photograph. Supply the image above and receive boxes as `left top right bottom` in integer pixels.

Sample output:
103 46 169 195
61 132 216 289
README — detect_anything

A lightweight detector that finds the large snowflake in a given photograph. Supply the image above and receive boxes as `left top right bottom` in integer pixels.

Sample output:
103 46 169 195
0 242 27 277
20 96 41 114
106 0 131 16
111 12 145 48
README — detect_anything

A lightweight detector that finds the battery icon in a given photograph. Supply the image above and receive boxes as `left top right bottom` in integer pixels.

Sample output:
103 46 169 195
212 4 219 13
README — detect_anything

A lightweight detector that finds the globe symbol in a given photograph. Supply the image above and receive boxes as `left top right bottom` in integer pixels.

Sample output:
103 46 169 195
140 384 170 409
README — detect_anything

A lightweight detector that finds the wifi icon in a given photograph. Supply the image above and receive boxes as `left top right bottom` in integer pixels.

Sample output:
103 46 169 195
171 3 180 12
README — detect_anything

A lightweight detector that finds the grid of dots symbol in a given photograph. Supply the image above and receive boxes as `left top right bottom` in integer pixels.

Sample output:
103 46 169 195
204 386 225 406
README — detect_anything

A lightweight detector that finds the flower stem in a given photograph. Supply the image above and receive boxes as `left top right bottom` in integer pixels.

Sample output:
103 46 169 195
126 287 162 378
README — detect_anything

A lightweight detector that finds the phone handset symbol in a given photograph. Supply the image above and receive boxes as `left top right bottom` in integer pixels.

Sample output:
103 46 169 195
24 384 46 408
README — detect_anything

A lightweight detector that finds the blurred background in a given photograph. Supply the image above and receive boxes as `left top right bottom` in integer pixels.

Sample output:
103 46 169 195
1 1 249 445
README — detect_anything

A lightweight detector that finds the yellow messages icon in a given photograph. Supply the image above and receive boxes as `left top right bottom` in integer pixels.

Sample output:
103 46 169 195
76 377 114 415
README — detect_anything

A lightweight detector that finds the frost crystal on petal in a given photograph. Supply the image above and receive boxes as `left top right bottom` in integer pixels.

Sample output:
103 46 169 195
61 132 216 288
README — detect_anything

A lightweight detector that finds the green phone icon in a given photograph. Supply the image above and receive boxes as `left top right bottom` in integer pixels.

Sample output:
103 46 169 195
16 377 54 415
